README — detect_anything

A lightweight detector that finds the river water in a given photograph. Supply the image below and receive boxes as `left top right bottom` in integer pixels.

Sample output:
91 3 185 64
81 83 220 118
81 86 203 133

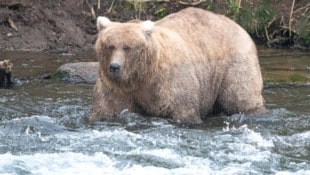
0 50 309 175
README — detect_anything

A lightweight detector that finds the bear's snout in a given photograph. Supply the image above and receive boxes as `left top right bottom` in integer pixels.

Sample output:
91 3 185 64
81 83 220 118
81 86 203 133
109 63 120 73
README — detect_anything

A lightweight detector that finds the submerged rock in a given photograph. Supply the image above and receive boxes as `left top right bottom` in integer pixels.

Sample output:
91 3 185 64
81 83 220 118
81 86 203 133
56 62 98 83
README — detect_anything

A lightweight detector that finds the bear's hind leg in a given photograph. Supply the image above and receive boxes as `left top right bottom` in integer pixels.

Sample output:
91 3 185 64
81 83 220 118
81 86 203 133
217 59 266 116
217 84 265 116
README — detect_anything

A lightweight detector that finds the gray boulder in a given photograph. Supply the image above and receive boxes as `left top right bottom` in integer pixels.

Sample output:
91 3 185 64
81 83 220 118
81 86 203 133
57 62 98 83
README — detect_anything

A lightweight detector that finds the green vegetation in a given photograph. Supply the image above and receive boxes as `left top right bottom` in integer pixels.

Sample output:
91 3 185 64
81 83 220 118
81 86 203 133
154 6 168 19
52 71 69 81
225 0 241 20
126 0 146 19
295 11 310 45
201 0 215 11
289 73 309 82
225 0 275 41
263 71 310 84
96 0 308 48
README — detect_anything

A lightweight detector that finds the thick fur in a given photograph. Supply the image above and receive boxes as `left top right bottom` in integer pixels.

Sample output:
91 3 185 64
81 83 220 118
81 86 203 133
89 7 265 124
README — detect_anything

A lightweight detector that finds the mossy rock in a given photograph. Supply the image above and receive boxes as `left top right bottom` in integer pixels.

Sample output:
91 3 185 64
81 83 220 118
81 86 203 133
52 70 70 81
55 62 99 83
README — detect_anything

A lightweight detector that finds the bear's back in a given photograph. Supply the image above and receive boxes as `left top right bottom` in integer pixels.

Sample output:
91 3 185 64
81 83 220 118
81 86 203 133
155 7 256 57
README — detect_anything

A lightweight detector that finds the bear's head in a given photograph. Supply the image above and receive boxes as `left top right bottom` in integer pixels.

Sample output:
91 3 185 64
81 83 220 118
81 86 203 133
0 60 13 73
95 17 157 88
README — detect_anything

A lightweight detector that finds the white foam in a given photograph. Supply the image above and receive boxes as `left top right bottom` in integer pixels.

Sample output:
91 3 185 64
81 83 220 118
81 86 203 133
0 152 114 175
223 124 274 148
0 152 213 175
275 170 310 175
1 118 308 174
9 115 54 122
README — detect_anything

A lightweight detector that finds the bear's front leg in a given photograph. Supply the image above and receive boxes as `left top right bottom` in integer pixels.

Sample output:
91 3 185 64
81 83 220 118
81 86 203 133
172 104 203 124
88 79 132 123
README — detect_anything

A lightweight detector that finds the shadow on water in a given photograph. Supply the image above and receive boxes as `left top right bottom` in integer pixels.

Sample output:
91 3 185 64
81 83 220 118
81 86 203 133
0 50 309 174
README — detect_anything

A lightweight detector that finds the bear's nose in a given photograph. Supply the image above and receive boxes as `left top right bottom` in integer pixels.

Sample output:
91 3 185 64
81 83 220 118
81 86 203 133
109 63 120 73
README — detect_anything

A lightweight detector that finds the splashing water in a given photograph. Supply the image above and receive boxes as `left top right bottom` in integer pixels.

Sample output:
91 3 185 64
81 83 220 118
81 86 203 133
0 80 309 174
0 114 309 175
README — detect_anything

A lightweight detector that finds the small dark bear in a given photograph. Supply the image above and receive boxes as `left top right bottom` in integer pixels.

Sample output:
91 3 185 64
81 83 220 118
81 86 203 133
0 60 13 88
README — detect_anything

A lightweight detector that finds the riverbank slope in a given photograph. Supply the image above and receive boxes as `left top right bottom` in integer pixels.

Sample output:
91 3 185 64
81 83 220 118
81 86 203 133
0 0 309 53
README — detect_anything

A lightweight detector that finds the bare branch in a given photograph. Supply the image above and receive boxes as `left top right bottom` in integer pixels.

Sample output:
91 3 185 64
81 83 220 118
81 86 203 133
289 0 295 37
178 0 206 6
8 17 18 31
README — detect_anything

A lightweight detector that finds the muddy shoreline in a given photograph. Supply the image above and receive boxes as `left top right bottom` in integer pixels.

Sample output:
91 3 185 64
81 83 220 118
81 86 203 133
0 0 309 53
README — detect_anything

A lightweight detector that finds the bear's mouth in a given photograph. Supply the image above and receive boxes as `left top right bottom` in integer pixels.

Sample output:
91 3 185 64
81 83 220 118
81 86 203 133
107 71 120 80
106 70 128 85
105 68 142 88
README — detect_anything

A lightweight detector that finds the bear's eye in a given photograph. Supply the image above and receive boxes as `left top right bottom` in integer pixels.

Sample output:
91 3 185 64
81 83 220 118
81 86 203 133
107 45 115 51
123 45 131 52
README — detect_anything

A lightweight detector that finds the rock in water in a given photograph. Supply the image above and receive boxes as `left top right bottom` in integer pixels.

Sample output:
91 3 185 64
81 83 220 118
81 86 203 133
57 62 98 83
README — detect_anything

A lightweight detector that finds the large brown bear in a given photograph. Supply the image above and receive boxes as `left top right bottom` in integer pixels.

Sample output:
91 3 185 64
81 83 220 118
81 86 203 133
89 7 265 124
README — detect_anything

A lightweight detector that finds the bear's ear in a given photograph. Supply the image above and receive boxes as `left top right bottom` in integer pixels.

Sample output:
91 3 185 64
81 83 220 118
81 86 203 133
97 16 112 31
141 20 154 34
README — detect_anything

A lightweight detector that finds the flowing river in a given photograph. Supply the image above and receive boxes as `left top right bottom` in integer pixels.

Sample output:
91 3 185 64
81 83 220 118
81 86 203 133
0 50 309 175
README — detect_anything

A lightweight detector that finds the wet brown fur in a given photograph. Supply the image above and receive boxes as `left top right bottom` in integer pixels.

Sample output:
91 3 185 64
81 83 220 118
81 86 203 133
89 7 265 124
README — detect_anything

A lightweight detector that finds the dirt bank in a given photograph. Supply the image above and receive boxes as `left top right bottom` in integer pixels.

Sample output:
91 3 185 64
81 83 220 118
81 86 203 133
0 0 309 53
0 0 96 52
